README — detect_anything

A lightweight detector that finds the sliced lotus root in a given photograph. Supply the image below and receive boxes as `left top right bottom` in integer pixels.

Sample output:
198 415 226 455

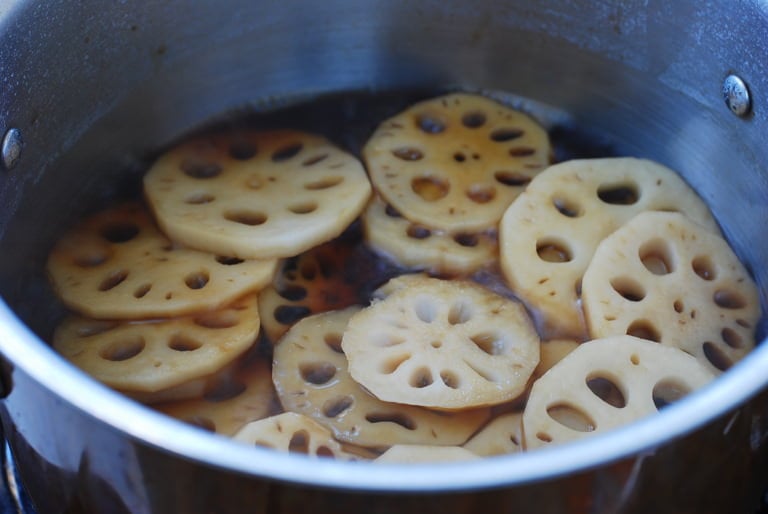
374 444 479 463
363 195 498 275
581 211 760 374
463 412 524 457
499 157 719 339
233 412 359 460
342 277 540 409
53 293 261 394
363 93 551 232
533 339 581 380
273 307 490 448
144 130 372 259
523 336 714 450
46 203 276 319
154 352 276 436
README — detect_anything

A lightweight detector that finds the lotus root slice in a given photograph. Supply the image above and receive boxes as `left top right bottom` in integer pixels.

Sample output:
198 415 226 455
375 444 479 463
463 412 524 457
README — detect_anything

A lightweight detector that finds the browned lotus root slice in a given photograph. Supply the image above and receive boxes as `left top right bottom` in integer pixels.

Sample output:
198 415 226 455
523 336 714 450
154 352 276 436
144 130 372 259
273 307 490 448
463 412 524 457
499 158 719 339
375 445 479 463
233 412 359 460
46 203 276 319
342 277 540 409
533 339 580 380
582 211 760 374
363 93 551 232
53 293 261 394
363 195 498 275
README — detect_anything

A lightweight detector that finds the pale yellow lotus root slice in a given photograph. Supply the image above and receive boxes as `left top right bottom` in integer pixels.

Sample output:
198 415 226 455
523 336 715 450
463 412 524 457
53 293 261 395
499 157 719 339
46 203 277 319
342 277 541 409
273 307 490 448
363 93 551 232
374 445 479 463
154 353 276 436
581 211 760 374
363 195 498 275
233 412 359 460
533 339 581 380
144 130 372 259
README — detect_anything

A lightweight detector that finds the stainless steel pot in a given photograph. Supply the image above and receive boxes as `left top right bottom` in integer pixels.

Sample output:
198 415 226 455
0 1 767 512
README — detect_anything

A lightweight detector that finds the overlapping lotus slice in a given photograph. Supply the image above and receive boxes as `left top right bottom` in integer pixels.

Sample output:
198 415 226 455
463 412 524 457
144 130 372 259
533 339 581 380
363 93 551 232
47 203 276 319
523 336 715 450
582 211 760 374
499 158 719 339
233 412 360 460
342 277 540 409
53 293 261 395
363 195 498 275
154 352 276 436
273 307 490 448
374 444 479 463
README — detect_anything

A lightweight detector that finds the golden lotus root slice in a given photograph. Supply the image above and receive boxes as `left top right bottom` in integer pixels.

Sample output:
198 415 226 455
46 203 276 319
363 93 551 232
523 336 714 450
273 307 490 448
154 353 276 436
342 277 540 409
233 412 359 460
463 412 524 456
53 293 261 394
582 211 760 374
363 195 498 275
144 130 372 259
375 445 479 463
499 157 719 339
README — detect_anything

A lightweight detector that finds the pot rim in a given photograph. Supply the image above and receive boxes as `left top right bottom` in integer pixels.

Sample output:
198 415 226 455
0 299 765 491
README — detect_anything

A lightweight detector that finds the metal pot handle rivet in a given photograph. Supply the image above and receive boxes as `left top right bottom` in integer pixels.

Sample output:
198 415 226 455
1 128 22 171
723 74 752 117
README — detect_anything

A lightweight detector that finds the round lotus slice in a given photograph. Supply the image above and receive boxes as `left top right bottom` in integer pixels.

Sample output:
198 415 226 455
342 277 540 409
363 195 498 275
233 412 359 460
144 130 372 259
523 336 714 450
375 445 479 463
499 157 719 339
273 307 490 448
463 412 524 457
363 93 551 232
53 293 261 394
47 203 276 319
582 211 760 374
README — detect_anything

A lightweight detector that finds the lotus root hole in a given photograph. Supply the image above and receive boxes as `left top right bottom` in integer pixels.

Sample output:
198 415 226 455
453 233 478 247
384 204 402 217
652 379 691 410
453 152 467 163
673 299 684 313
182 271 209 290
610 276 646 302
430 340 443 349
224 210 268 226
490 128 523 142
300 361 337 385
467 184 496 204
448 300 473 325
288 430 310 454
692 255 716 280
278 285 308 301
461 111 487 128
365 412 417 430
98 269 129 291
101 222 140 243
495 171 531 187
407 225 432 240
414 297 438 323
322 395 354 418
713 289 747 310
509 147 536 157
536 432 553 443
76 320 118 338
302 153 329 166
586 376 627 408
133 283 152 299
536 238 573 263
228 140 257 160
324 332 344 353
194 311 239 329
440 370 461 389
409 367 434 388
639 239 675 275
630 354 641 365
416 114 446 134
99 336 145 362
186 416 216 432
288 202 318 215
597 182 639 205
168 334 203 352
274 305 311 325
73 248 110 268
393 147 424 161
411 176 449 201
703 342 733 371
552 196 583 218
185 192 215 205
546 403 596 432
379 353 411 374
271 143 303 162
626 320 661 342
203 379 247 402
181 159 222 179
305 176 343 190
470 332 506 355
216 256 244 265
721 327 744 349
